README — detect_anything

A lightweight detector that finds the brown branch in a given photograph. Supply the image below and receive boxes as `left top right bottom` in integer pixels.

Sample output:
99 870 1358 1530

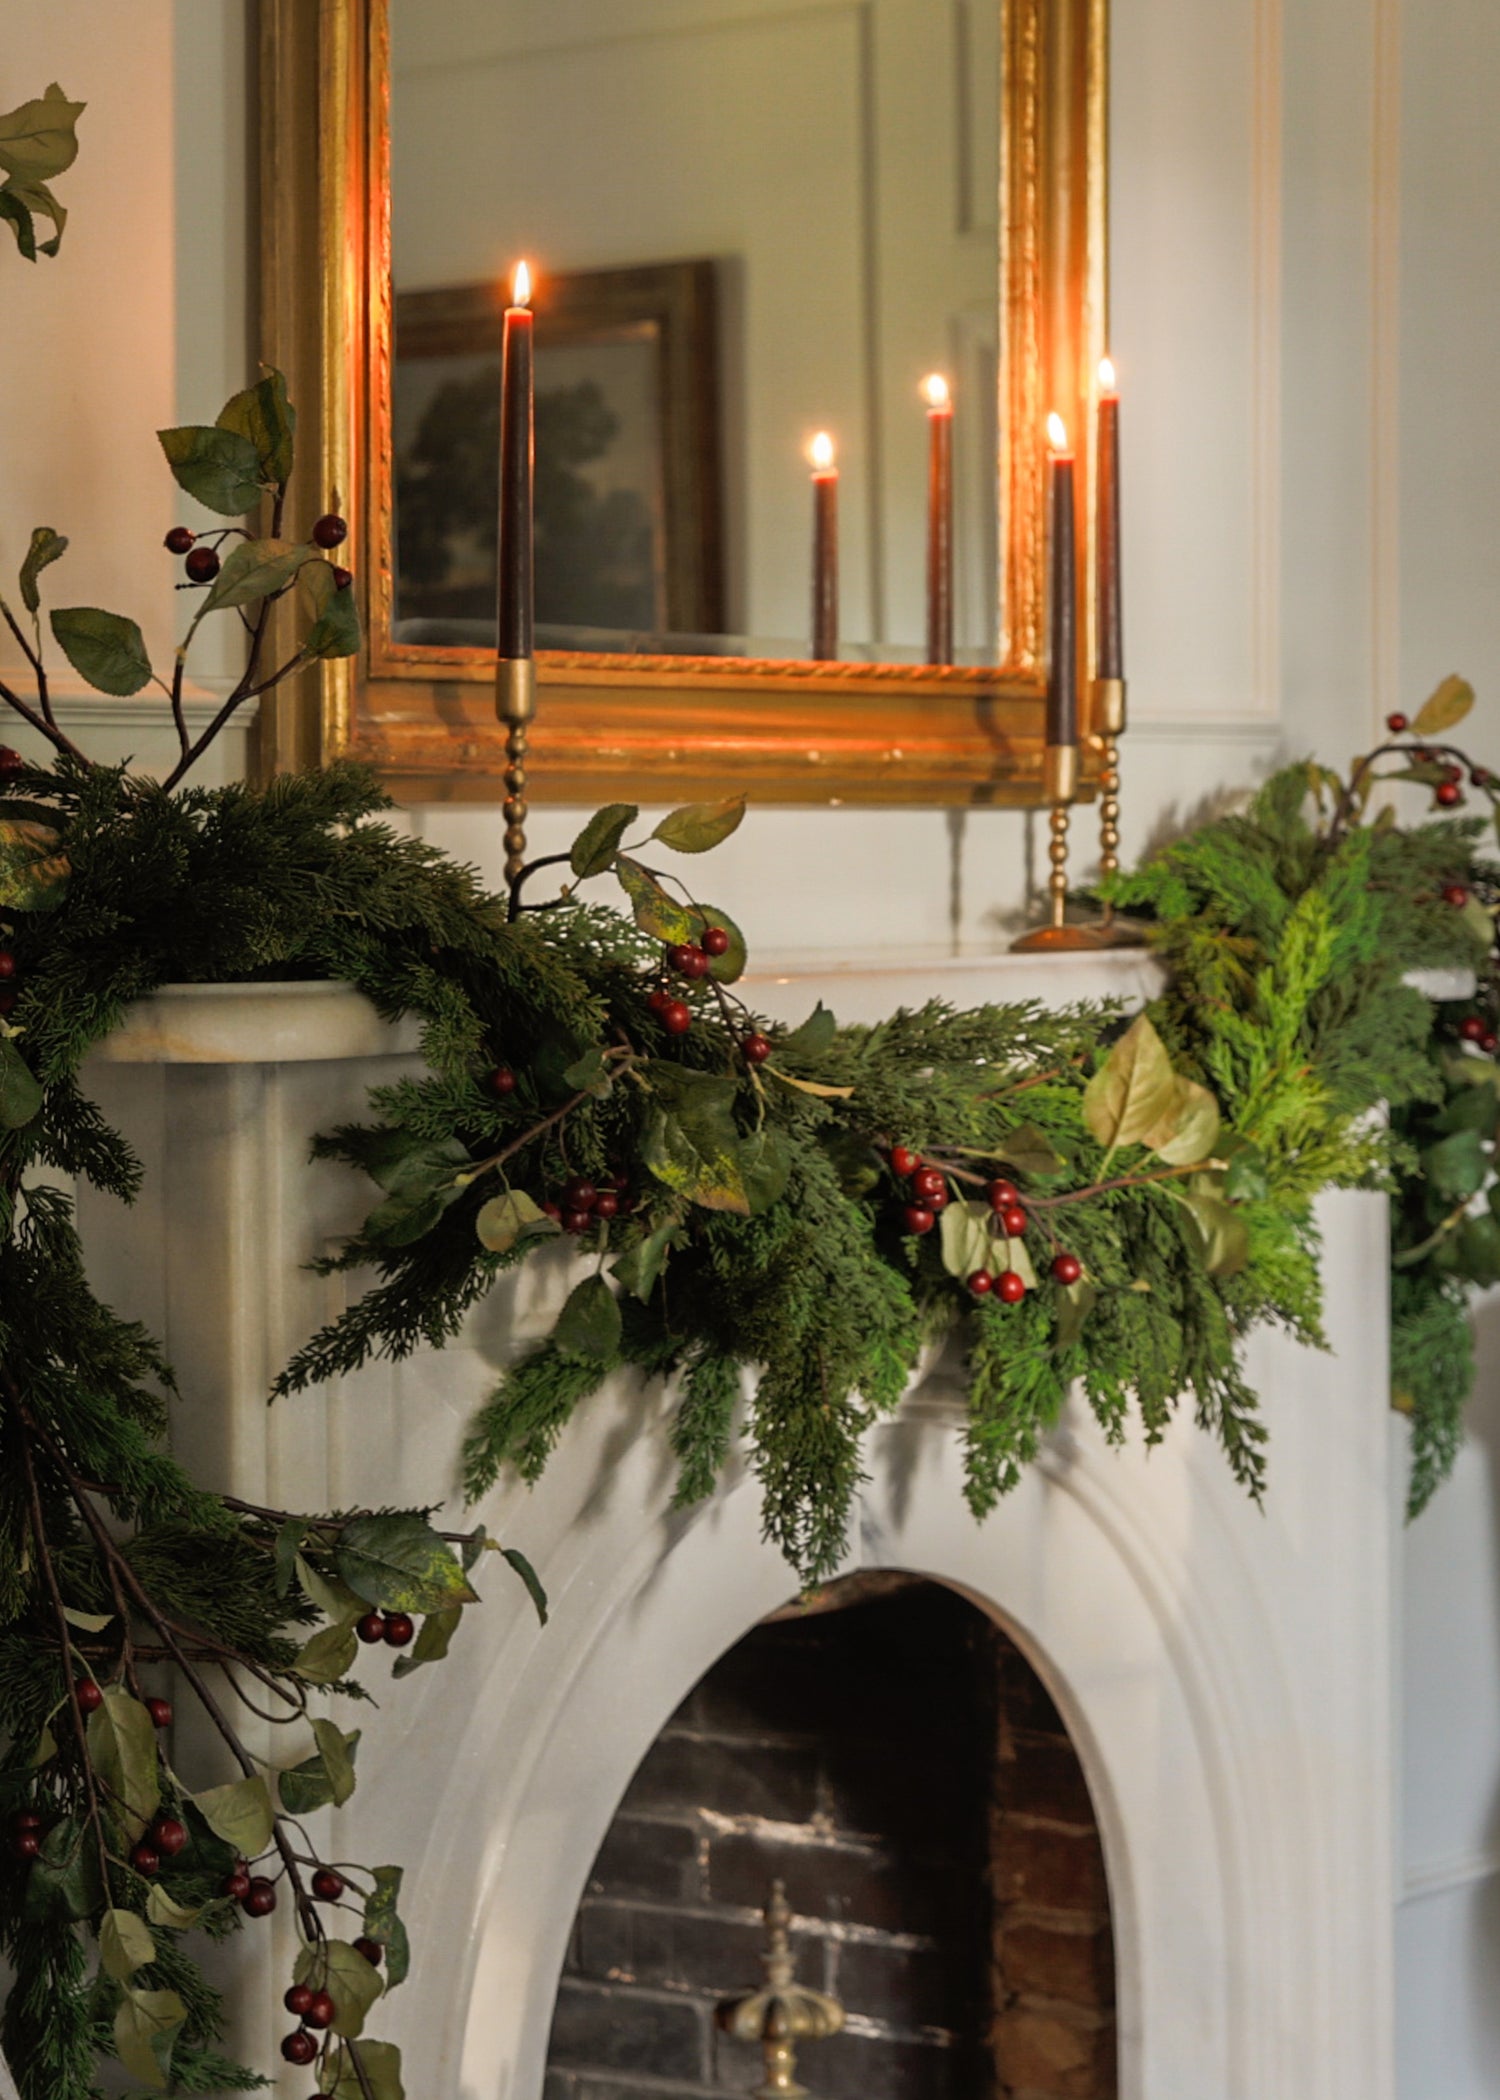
0 673 86 761
168 653 190 758
159 487 288 793
0 601 55 729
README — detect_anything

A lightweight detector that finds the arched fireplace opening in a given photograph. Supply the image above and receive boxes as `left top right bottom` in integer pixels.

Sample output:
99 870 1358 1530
543 1573 1116 2100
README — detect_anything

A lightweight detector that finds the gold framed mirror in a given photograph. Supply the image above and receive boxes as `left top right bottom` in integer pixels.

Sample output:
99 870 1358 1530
256 0 1108 807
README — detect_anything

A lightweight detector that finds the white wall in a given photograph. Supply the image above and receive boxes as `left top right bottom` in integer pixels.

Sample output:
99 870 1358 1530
4 2 1500 2092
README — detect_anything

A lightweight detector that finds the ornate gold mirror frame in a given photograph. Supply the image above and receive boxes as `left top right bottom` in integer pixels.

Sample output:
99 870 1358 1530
256 0 1108 808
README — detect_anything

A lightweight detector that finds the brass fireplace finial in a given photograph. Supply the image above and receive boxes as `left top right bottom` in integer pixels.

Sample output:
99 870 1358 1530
716 1881 844 2099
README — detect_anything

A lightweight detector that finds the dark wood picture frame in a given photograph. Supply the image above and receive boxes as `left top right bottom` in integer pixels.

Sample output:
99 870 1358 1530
393 261 724 645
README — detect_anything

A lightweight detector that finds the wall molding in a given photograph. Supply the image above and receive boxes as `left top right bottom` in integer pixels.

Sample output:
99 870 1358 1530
1400 1847 1500 1907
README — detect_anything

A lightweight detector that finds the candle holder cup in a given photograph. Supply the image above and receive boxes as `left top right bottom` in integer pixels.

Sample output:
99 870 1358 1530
1011 742 1109 953
496 656 537 886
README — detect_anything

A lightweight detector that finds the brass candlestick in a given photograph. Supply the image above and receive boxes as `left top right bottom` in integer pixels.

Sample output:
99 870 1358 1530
1089 675 1145 946
1011 743 1104 952
716 1882 844 2100
496 656 536 886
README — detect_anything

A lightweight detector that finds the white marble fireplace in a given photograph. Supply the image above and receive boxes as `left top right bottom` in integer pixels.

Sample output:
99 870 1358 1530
75 952 1396 2100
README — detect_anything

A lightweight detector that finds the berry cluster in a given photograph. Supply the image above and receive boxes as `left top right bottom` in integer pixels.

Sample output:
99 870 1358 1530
888 1151 1082 1302
164 511 353 592
355 1609 415 1648
1383 714 1493 810
541 1172 631 1236
1460 1014 1500 1055
0 746 19 783
640 930 768 1067
128 1812 188 1878
10 1808 45 1863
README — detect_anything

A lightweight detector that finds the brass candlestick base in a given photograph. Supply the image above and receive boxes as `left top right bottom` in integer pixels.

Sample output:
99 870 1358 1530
1011 743 1110 953
1087 676 1147 947
496 656 537 885
716 1882 844 2100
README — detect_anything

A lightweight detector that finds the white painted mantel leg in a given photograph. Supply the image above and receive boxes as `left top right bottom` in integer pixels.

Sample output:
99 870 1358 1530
76 982 1396 2100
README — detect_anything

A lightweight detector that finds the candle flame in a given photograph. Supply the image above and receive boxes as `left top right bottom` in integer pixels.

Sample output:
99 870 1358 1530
809 431 836 472
1098 356 1118 395
1046 411 1070 453
512 260 532 308
921 373 951 409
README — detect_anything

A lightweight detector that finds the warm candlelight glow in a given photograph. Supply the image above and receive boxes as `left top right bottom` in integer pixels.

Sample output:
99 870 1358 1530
511 259 532 308
1047 411 1071 454
1098 356 1118 396
921 373 951 410
809 431 836 473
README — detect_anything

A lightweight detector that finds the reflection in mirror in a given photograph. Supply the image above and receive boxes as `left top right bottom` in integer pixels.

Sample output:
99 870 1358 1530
390 0 1000 666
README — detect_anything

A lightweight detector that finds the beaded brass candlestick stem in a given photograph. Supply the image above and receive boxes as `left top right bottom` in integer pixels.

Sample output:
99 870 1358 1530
716 1882 844 2099
496 657 536 885
1089 675 1145 946
1011 743 1103 952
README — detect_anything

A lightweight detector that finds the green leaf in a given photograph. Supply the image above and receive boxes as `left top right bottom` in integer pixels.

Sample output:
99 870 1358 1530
1054 1278 1097 1350
274 1518 307 1598
86 1687 159 1841
651 793 746 853
198 536 311 617
476 1187 558 1255
0 1037 43 1130
994 1122 1066 1180
615 855 695 942
0 85 85 182
641 1064 751 1215
293 1939 384 2040
781 1003 838 1056
0 816 69 911
553 1274 623 1362
458 1524 489 1573
296 1552 365 1626
940 1199 993 1280
5 176 65 255
1147 1076 1221 1166
279 1727 361 1816
611 1216 682 1301
23 1818 102 1922
145 1884 203 1930
1412 673 1475 738
0 187 36 260
49 606 152 695
301 556 363 658
1082 1015 1181 1152
1221 1138 1270 1203
100 1906 156 1983
18 525 66 614
363 1187 459 1248
61 1605 112 1632
156 423 266 516
193 1773 274 1857
217 368 296 486
326 2038 404 2100
335 1512 479 1614
112 1986 186 2091
500 1546 549 1626
570 802 638 878
562 1045 612 1094
362 1864 403 1942
293 1618 360 1684
1176 1182 1250 1278
1424 1127 1489 1201
741 1126 792 1214
391 1604 463 1679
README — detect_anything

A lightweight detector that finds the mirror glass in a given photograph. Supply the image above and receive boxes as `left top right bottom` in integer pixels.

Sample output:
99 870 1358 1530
390 0 1001 666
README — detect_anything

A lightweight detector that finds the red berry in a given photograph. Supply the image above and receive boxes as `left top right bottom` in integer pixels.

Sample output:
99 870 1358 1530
910 1167 947 1202
592 1191 619 1220
1385 711 1407 733
382 1613 414 1649
12 1831 40 1862
967 1270 993 1296
742 1032 772 1066
987 1179 1019 1211
74 1679 102 1714
0 952 17 980
667 942 707 979
542 1199 562 1220
488 1064 517 1095
611 1170 632 1192
223 1867 252 1901
355 1611 385 1644
1483 1033 1499 1056
305 1990 336 2031
331 566 354 591
661 999 692 1037
151 1817 188 1857
1443 884 1470 908
130 1843 160 1878
0 748 21 781
1437 781 1462 808
926 1185 950 1213
311 1867 345 1902
1000 1205 1029 1238
996 1270 1027 1304
1051 1252 1083 1285
353 1936 383 1967
281 2031 319 2067
902 1204 935 1235
562 1209 593 1236
146 1696 173 1728
561 1177 597 1211
164 525 197 554
184 545 220 584
312 513 349 549
890 1146 921 1179
243 1877 277 1917
14 1811 43 1832
701 926 731 957
1461 1015 1487 1042
647 987 672 1015
1472 768 1492 789
285 1984 315 2017
0 990 17 1017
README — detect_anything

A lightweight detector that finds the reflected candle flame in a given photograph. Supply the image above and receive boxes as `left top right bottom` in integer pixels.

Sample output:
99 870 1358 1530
1047 411 1070 453
1098 356 1118 396
921 373 951 410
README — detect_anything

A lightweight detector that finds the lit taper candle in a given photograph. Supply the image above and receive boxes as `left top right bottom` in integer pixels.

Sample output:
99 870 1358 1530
809 431 839 661
496 259 536 888
922 373 954 665
1045 411 1077 748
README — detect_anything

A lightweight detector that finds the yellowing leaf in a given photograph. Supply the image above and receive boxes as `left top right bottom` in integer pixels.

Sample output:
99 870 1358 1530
294 1618 360 1684
193 1773 274 1857
311 1717 358 1807
295 1552 365 1626
294 1938 384 2039
327 2038 404 2100
1082 1016 1180 1153
476 1187 558 1254
146 1884 203 1930
86 1687 159 1842
1144 1076 1221 1166
767 1069 855 1100
112 1986 186 2091
939 1200 993 1280
1176 1183 1250 1278
651 793 746 853
1412 673 1475 738
334 1513 478 1615
0 817 69 912
100 1906 156 1983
